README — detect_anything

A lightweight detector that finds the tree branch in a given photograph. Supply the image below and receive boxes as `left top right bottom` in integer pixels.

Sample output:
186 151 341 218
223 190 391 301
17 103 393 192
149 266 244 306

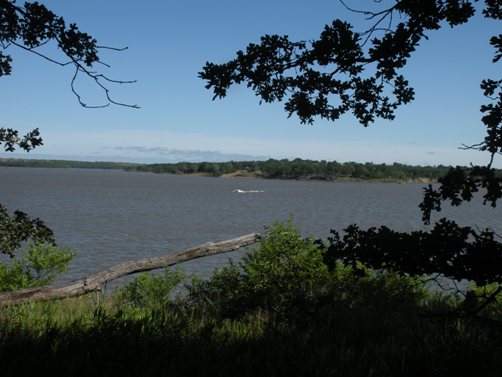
0 233 261 307
3 1 139 109
55 34 140 109
339 0 396 19
421 286 502 319
9 40 73 67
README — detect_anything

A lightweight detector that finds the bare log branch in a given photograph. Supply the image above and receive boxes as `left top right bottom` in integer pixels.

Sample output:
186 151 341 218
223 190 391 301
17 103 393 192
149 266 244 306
0 233 261 307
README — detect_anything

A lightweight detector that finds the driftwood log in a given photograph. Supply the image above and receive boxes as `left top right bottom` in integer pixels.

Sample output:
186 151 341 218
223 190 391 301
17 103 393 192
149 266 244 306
0 233 261 307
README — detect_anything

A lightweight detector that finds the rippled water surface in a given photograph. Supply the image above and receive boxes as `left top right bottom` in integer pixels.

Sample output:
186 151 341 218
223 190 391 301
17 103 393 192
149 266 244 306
1 167 500 284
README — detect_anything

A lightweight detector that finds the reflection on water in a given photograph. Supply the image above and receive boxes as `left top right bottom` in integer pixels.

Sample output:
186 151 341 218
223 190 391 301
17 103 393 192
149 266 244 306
1 167 500 284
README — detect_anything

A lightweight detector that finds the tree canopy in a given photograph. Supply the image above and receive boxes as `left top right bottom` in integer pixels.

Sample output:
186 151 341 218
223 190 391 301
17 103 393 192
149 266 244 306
201 0 502 308
200 0 500 132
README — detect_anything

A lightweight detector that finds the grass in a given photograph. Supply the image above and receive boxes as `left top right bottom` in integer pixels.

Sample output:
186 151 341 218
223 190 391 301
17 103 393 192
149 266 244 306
1 290 499 377
0 221 500 377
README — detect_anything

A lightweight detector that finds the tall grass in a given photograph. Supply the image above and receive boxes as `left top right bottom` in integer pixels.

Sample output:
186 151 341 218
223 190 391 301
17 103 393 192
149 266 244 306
0 221 500 377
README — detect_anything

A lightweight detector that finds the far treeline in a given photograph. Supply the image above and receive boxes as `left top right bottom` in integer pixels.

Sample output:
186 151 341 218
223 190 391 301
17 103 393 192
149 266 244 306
0 158 138 170
3 157 500 182
128 159 458 182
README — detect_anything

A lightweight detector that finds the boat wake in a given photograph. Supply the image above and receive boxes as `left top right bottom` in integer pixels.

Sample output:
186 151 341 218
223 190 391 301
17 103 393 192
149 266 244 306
232 189 264 193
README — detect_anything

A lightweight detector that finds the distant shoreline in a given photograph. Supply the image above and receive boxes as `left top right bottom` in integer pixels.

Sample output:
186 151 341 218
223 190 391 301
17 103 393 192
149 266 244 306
207 170 436 184
0 158 139 170
0 157 446 184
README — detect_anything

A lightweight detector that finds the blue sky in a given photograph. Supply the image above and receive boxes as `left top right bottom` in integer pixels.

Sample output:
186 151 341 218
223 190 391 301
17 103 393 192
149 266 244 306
1 0 500 166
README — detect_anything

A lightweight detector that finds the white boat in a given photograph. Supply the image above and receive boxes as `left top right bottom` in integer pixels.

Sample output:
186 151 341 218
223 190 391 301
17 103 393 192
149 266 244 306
232 189 264 193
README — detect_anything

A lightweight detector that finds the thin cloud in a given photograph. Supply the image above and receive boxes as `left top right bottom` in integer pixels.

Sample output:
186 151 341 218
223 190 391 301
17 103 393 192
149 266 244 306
112 145 268 162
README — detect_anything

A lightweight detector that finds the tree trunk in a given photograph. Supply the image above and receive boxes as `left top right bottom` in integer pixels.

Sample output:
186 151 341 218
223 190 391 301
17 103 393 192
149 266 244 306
0 233 261 307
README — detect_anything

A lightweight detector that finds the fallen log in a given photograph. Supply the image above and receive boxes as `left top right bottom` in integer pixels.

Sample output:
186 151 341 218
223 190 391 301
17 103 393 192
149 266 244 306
0 233 261 307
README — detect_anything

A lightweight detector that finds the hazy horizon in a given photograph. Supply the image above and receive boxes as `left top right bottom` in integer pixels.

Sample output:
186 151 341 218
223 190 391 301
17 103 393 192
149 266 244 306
0 149 489 168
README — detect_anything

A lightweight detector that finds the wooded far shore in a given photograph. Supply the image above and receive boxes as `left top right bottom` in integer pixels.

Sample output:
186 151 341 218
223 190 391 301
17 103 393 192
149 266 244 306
0 157 493 183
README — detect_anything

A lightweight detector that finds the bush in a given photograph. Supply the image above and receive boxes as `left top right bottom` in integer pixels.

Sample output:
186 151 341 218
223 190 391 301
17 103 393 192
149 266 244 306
186 219 331 322
185 219 433 330
116 267 186 310
0 242 75 291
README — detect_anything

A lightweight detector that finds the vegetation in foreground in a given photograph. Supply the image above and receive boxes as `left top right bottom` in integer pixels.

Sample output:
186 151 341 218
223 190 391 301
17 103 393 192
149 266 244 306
0 221 500 377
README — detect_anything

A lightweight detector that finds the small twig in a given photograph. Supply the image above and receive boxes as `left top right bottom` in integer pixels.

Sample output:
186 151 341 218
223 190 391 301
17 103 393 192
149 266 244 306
9 40 73 67
339 0 394 19
96 45 129 52
65 46 139 109
360 9 395 46
420 273 442 284
491 229 502 240
452 279 464 297
93 73 137 85
339 0 375 16
71 67 109 108
96 61 112 68
460 142 485 150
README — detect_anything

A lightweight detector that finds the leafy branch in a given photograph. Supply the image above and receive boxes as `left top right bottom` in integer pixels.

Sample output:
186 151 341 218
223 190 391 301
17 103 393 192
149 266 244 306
199 1 477 126
0 0 138 109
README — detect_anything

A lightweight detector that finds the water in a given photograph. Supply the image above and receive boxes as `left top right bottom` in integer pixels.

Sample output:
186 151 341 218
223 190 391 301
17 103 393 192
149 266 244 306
1 167 500 284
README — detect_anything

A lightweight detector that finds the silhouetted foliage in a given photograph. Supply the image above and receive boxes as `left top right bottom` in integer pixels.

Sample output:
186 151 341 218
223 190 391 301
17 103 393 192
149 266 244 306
0 127 42 152
0 127 53 259
0 204 55 258
325 219 502 287
201 0 502 311
420 165 502 224
200 1 479 126
0 126 54 260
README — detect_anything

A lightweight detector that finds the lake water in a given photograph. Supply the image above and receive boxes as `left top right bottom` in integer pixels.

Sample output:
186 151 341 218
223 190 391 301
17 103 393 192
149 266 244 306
1 167 501 285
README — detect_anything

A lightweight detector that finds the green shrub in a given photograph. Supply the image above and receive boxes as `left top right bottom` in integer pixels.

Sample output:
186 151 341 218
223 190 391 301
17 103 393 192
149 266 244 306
464 283 502 318
0 242 75 291
241 219 330 317
186 218 433 330
186 219 331 322
116 267 186 310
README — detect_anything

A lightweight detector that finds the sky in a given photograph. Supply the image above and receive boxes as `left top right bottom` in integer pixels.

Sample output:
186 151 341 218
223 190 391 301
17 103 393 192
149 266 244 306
1 0 500 167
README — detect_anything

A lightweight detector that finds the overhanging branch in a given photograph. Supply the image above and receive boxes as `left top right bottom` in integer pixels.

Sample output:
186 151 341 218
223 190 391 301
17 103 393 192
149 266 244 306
2 0 139 109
